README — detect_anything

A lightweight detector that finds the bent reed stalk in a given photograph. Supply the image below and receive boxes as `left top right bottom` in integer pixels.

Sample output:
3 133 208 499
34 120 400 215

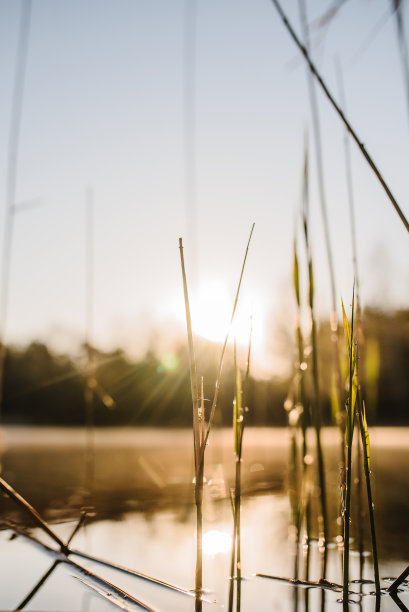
269 0 409 235
179 225 254 609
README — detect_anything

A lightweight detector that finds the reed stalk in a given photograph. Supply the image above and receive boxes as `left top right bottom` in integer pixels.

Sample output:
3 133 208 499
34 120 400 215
342 290 357 607
343 288 380 599
284 381 300 583
393 0 409 131
199 223 255 465
298 5 346 537
292 235 313 609
269 0 409 235
0 476 67 551
335 60 360 302
178 238 202 607
85 188 95 501
356 396 380 595
13 528 156 612
304 491 312 612
15 560 60 610
293 236 308 466
179 226 253 610
354 421 365 582
301 144 328 576
228 330 252 612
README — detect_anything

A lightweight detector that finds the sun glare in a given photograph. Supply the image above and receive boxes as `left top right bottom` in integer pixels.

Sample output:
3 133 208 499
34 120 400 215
190 281 231 344
190 280 265 351
202 529 232 557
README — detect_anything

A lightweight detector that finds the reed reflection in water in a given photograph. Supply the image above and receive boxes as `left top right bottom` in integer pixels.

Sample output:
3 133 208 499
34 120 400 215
1 427 409 610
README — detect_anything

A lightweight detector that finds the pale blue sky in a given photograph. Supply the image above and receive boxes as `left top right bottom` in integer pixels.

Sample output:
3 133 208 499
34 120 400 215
0 0 408 375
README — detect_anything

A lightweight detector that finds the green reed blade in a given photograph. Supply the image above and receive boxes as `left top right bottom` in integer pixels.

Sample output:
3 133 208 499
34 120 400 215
341 299 351 355
293 241 300 307
361 400 370 472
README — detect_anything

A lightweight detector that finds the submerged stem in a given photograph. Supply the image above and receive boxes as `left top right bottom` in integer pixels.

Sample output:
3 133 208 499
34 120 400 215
195 461 204 611
343 440 353 608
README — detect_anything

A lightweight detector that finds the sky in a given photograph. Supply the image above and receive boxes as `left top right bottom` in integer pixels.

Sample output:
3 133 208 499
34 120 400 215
0 0 409 378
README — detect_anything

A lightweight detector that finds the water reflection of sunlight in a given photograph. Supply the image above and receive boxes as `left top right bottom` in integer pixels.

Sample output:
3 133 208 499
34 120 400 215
203 529 232 557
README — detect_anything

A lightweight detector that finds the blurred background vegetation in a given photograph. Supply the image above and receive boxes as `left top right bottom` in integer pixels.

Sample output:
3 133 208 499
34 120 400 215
2 307 408 427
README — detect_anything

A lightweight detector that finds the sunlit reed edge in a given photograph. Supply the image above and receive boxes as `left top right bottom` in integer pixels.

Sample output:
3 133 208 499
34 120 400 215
341 290 357 607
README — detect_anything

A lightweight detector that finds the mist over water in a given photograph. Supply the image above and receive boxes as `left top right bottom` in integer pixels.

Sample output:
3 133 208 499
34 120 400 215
1 427 408 610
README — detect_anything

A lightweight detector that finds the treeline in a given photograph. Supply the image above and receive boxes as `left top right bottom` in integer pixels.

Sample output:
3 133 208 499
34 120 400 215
2 308 408 427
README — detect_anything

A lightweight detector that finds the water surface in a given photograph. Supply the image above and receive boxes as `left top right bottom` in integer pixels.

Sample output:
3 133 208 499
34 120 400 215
1 426 408 611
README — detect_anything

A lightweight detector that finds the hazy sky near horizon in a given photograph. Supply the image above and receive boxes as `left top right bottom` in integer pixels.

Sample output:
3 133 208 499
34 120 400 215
0 0 409 376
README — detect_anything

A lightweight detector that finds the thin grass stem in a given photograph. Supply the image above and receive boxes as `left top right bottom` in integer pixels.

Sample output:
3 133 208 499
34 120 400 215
301 148 328 576
298 7 346 539
14 560 60 611
178 238 200 470
342 287 356 607
199 223 254 467
394 2 409 132
178 237 202 608
0 476 67 551
15 529 157 612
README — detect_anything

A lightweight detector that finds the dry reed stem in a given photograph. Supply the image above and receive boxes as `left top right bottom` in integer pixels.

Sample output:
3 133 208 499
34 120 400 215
0 476 67 551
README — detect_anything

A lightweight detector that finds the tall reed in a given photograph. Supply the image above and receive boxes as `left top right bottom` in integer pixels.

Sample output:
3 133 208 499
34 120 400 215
393 0 409 130
179 225 254 609
335 60 367 578
284 238 304 588
341 292 357 607
293 239 307 477
228 328 252 612
269 0 409 235
291 235 312 612
84 188 95 499
298 2 346 527
301 143 328 576
342 290 380 601
356 396 380 596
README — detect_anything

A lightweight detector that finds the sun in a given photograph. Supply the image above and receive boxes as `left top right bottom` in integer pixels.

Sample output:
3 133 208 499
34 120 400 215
190 279 265 351
168 277 286 378
190 280 231 344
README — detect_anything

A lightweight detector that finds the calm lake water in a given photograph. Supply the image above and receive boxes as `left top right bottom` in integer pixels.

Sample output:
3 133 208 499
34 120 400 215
1 426 409 611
